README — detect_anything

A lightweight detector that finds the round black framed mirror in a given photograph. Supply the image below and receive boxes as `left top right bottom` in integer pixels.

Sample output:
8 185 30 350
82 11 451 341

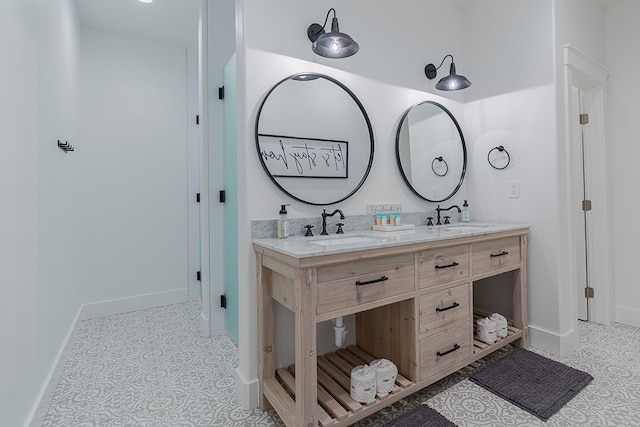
255 73 374 206
395 101 467 202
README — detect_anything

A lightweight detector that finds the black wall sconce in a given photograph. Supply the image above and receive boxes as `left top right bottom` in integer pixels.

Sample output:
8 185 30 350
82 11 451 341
307 8 359 59
425 54 472 91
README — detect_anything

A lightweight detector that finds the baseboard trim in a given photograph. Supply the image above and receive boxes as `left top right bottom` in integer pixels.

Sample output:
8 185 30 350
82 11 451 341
615 305 640 328
528 323 579 357
25 288 189 427
80 288 188 320
234 368 259 410
26 306 83 427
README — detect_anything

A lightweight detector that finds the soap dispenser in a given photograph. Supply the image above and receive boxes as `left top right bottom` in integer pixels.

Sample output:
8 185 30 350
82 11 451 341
462 200 470 223
278 204 290 239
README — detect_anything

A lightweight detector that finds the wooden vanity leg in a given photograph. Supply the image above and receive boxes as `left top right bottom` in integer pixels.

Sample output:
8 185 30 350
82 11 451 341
257 254 274 410
295 268 317 427
513 235 529 348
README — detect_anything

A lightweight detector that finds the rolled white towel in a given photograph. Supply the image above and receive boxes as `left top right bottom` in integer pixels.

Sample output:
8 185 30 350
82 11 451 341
491 312 508 338
350 364 376 403
476 317 497 344
370 358 398 395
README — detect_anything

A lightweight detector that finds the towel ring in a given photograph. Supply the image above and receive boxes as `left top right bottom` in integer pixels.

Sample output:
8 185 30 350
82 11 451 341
488 146 510 170
431 156 449 177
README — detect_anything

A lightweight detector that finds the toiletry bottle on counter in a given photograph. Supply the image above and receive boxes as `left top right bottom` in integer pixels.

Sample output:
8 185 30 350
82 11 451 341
278 204 290 239
462 200 470 222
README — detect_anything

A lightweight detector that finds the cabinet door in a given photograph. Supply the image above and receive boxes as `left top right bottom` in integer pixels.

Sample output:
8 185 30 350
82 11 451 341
420 322 472 381
316 254 414 315
418 245 469 289
419 283 470 336
472 237 521 276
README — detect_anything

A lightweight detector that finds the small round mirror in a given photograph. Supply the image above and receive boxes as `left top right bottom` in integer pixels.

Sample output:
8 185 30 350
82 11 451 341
395 101 466 202
255 73 374 206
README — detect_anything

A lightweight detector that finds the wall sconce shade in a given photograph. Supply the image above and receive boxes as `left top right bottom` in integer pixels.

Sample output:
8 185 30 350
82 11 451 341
307 8 359 59
425 55 471 91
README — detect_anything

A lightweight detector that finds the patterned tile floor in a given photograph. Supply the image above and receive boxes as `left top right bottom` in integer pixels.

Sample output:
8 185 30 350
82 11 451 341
41 303 640 426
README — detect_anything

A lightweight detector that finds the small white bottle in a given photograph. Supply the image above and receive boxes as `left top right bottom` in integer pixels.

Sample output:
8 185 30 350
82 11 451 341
462 200 470 222
278 204 290 239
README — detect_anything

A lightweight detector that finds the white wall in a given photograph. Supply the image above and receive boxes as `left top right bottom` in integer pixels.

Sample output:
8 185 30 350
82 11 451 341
0 1 82 425
605 0 640 326
0 2 41 424
77 27 189 304
462 0 575 353
36 0 82 379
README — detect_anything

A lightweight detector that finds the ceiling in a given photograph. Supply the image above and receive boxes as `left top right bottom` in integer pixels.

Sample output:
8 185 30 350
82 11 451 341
74 0 199 49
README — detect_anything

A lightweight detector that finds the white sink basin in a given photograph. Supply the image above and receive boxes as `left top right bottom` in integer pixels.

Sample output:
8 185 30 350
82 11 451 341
441 223 491 233
310 235 383 246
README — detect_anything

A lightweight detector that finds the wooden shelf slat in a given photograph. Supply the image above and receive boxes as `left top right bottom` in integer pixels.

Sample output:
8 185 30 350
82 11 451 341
263 378 295 426
288 366 348 421
317 367 363 414
282 346 415 426
276 368 334 426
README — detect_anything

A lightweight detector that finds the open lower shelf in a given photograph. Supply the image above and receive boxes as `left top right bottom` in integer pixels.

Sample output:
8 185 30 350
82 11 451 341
267 345 415 426
472 313 523 358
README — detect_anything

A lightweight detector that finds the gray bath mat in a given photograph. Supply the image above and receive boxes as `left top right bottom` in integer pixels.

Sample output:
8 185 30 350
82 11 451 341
384 404 456 427
469 348 593 421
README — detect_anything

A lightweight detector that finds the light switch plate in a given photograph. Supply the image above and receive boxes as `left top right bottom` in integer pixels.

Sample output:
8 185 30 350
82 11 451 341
508 181 520 198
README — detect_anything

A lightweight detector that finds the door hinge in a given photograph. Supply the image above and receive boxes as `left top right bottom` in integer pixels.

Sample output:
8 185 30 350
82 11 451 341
218 86 225 100
219 190 226 203
582 200 592 211
196 192 200 203
196 115 199 125
579 113 589 125
585 287 594 298
220 294 227 309
196 271 201 281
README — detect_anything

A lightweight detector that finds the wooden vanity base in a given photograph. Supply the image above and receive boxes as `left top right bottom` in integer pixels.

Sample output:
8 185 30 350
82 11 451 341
255 228 529 427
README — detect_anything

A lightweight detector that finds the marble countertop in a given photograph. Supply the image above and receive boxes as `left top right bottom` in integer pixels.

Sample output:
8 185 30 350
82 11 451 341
253 222 530 259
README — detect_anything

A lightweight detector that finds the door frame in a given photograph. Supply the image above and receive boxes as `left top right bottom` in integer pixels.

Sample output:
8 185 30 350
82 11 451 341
563 44 613 325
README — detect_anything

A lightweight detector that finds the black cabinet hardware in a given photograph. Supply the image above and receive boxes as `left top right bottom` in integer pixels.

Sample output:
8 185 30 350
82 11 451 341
356 276 389 286
490 251 509 258
435 302 460 312
437 344 460 357
435 261 459 269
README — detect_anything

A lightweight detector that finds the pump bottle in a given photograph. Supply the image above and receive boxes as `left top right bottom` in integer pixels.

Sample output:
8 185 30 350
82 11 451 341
278 204 290 239
462 200 471 222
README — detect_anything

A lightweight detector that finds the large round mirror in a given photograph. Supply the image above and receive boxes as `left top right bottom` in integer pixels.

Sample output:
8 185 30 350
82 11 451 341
395 101 466 202
255 73 374 206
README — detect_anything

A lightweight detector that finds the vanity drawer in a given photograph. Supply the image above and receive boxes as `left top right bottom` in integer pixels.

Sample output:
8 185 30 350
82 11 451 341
419 283 470 336
418 245 469 289
472 236 521 276
316 254 414 315
420 322 472 381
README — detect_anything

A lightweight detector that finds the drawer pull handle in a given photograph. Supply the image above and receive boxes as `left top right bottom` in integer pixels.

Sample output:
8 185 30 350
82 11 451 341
356 275 389 286
435 302 460 312
435 261 459 270
490 251 509 258
437 344 461 357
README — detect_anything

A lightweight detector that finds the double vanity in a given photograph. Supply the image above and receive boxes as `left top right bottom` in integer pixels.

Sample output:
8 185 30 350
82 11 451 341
254 223 529 427
252 67 527 426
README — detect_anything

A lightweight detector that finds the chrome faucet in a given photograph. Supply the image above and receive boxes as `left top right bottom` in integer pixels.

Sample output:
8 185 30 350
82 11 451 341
435 205 461 225
321 209 345 235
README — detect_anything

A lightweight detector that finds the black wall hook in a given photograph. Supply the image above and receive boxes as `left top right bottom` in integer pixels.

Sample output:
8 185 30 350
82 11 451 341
58 140 74 153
